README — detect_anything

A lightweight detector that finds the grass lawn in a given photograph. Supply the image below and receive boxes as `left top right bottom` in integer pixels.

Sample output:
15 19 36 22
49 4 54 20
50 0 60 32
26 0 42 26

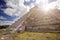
14 32 60 40
0 29 60 40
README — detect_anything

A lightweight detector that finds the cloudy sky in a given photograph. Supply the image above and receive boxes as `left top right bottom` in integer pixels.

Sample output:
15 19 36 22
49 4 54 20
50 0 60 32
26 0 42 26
1 0 59 16
5 0 58 15
0 0 60 25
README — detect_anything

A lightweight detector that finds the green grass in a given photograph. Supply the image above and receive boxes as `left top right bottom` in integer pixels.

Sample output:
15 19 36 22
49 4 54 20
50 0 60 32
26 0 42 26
14 32 60 40
0 29 60 40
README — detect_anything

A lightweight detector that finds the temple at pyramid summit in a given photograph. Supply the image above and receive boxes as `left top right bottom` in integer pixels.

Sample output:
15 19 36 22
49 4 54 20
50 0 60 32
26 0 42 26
9 6 60 32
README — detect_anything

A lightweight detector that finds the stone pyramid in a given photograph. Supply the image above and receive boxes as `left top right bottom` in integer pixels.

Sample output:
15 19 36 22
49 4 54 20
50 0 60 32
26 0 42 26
9 6 60 32
25 6 60 32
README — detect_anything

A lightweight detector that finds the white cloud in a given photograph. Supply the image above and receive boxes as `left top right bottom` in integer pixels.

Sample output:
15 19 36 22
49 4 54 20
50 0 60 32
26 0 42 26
4 8 16 16
4 0 28 17
57 0 60 9
3 0 60 17
3 0 60 16
0 16 6 19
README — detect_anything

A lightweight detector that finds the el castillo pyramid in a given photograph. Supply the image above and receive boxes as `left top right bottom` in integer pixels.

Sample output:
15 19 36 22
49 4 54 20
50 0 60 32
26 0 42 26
9 6 60 32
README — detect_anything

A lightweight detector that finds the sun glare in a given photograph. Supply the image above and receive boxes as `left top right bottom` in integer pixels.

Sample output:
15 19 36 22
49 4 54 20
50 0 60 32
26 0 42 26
41 1 57 11
43 5 53 11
